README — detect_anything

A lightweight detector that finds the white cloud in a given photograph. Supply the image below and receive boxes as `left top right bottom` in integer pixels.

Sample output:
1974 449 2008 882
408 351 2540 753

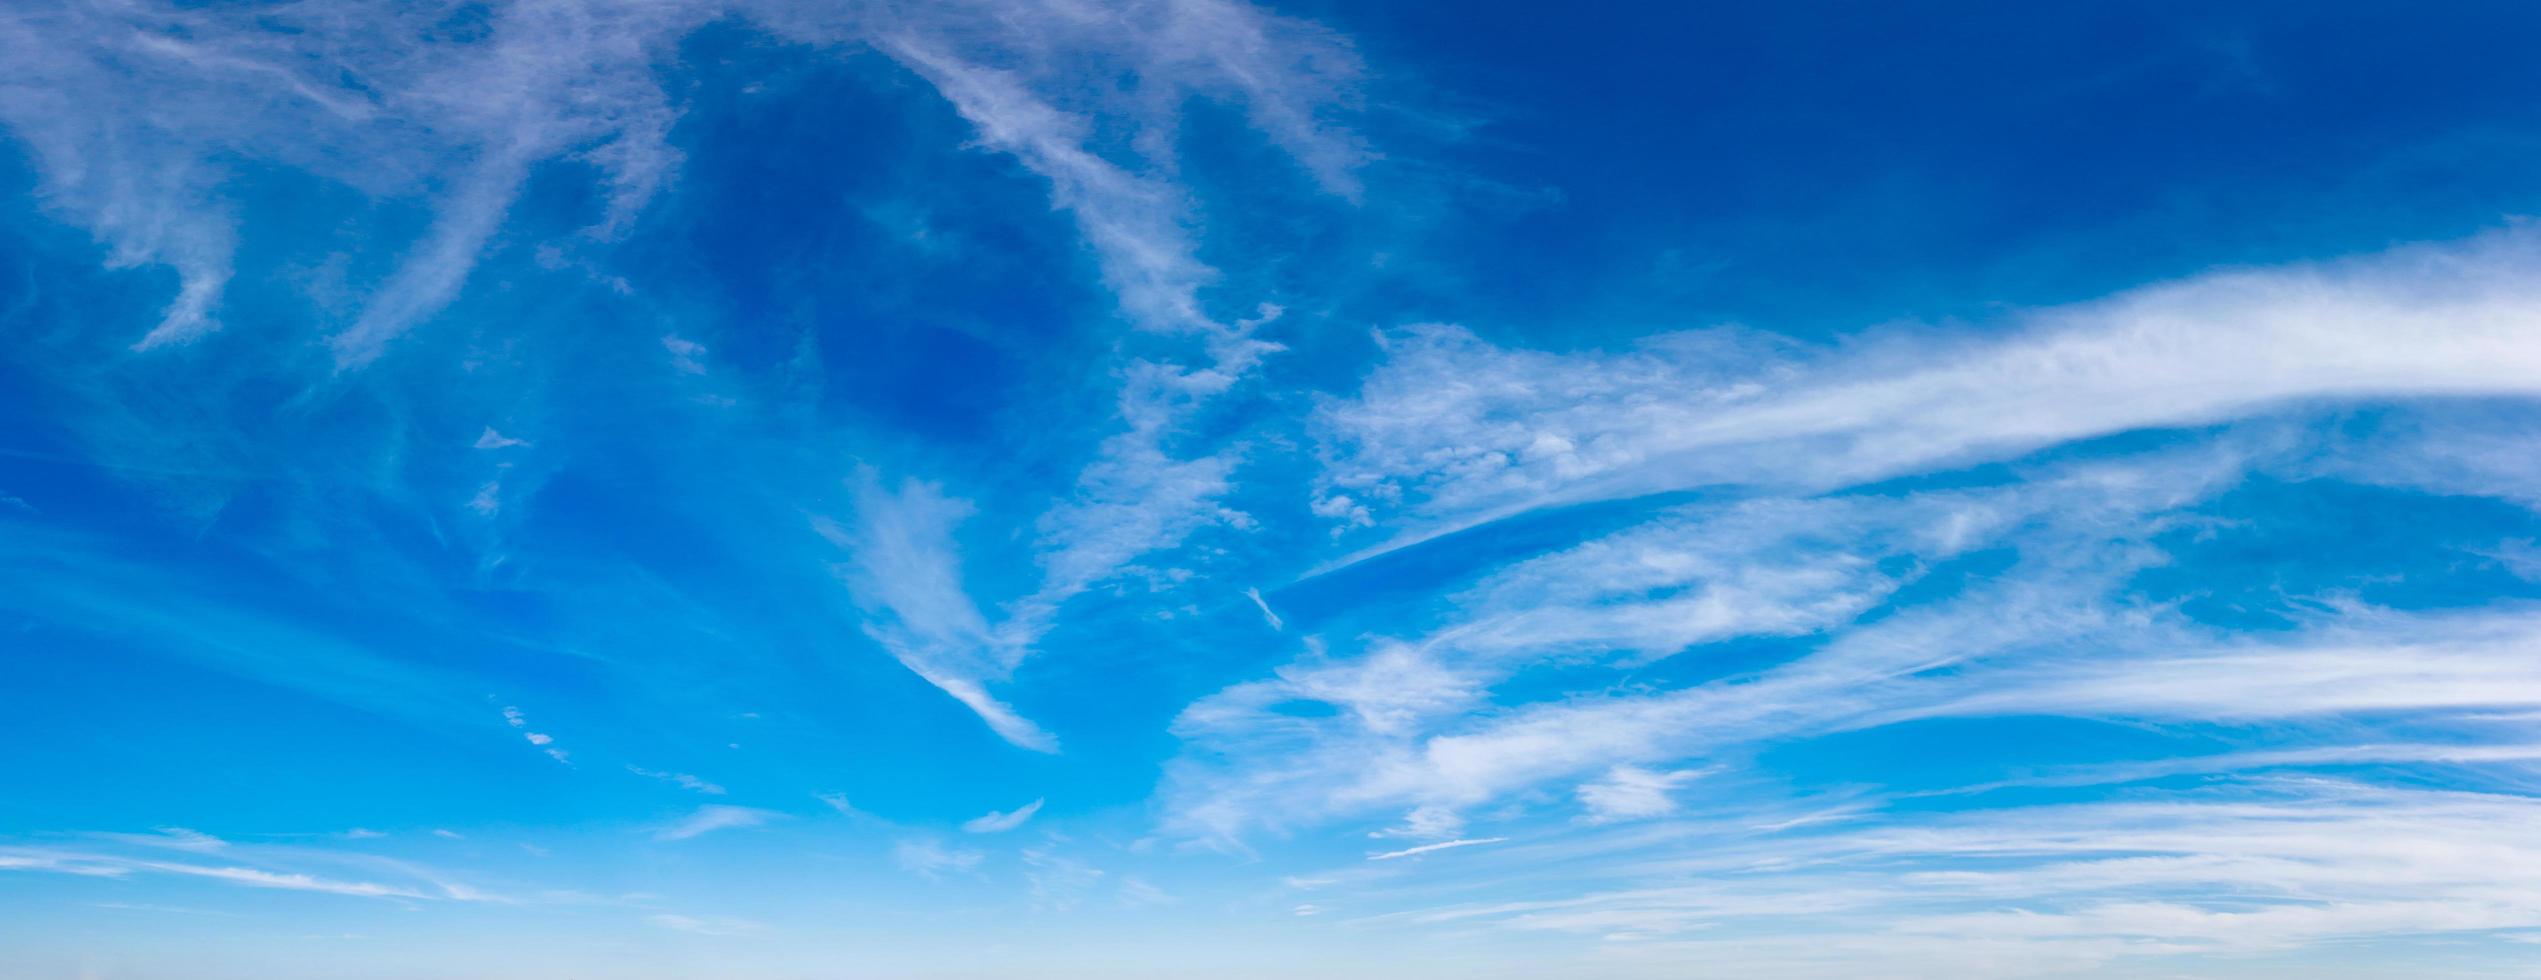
1164 237 2541 840
661 335 708 374
627 765 727 796
1371 781 2541 973
144 863 420 899
1014 422 1248 623
1914 607 2541 724
1577 766 1705 824
961 798 1045 834
1160 464 2167 840
893 837 984 879
3 0 1361 368
862 0 1359 352
468 481 504 516
1118 876 1176 908
1245 587 1285 631
95 828 228 853
501 705 571 763
0 0 696 355
1 836 502 905
19 5 2541 972
648 913 760 936
1022 848 1105 911
814 793 862 817
810 0 1368 721
653 805 780 842
1314 229 2541 570
1367 837 1508 861
1372 805 1466 842
825 470 1056 753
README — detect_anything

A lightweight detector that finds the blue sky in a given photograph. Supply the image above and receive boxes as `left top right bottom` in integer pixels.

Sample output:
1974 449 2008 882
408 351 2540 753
5 1 2541 976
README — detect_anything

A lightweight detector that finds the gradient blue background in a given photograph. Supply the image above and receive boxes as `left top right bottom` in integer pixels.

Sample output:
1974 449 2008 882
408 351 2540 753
5 2 2541 976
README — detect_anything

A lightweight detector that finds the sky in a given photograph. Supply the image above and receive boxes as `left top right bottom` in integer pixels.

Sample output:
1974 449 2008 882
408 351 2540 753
4 1 2541 977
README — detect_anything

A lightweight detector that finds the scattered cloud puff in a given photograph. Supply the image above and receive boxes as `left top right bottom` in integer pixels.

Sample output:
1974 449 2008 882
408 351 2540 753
1576 767 1707 824
813 794 863 818
1371 805 1465 842
501 706 570 764
661 335 709 375
473 428 531 450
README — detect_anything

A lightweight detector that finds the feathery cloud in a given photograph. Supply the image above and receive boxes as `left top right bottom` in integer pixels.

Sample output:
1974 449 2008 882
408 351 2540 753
961 799 1045 834
653 805 780 842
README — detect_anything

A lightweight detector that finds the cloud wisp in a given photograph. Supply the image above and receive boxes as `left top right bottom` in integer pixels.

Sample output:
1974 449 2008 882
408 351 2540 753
1312 228 2541 571
961 799 1045 834
653 806 781 843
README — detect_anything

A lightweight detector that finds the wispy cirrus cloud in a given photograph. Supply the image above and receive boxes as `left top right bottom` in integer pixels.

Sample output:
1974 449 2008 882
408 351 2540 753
0 0 694 355
893 837 984 879
1577 767 1708 825
1 0 1368 762
1165 452 2198 840
648 912 762 936
1367 837 1507 861
1021 847 1106 911
652 805 781 843
626 765 727 796
823 470 1056 753
0 833 500 904
961 798 1044 834
9 1 2541 974
1341 780 2541 975
1312 228 2541 571
1159 231 2541 944
807 0 1366 748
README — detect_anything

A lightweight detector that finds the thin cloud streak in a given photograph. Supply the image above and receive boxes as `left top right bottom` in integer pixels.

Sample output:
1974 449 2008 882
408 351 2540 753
1311 229 2541 575
961 799 1045 834
1368 837 1509 861
653 806 781 842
